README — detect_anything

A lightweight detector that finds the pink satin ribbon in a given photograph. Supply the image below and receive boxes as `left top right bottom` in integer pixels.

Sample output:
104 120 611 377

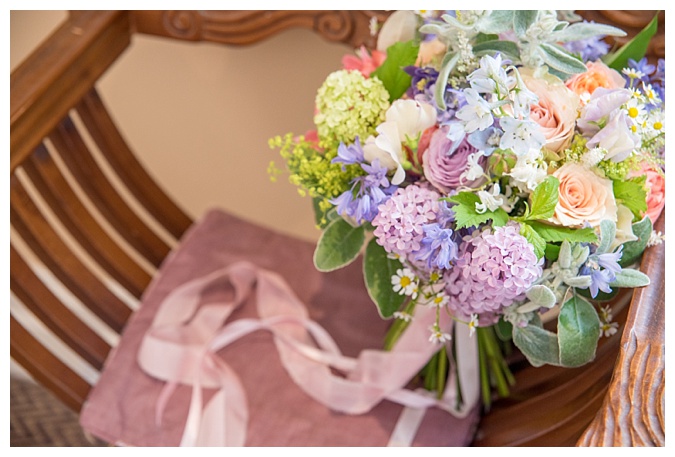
137 261 478 446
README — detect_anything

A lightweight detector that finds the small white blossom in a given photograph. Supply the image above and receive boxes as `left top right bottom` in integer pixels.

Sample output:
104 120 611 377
468 314 479 337
506 148 548 192
499 117 546 156
622 67 645 80
369 16 379 36
600 321 619 338
647 230 665 247
580 147 607 168
475 182 505 213
468 54 513 96
460 152 486 183
393 311 413 322
391 268 418 297
429 325 452 344
456 88 495 132
642 83 662 106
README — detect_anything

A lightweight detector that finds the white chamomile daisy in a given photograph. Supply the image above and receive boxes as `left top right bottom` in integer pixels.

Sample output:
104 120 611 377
428 325 452 344
391 268 418 297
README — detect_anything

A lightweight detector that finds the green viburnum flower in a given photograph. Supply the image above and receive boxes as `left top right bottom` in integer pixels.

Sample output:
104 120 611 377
314 70 390 146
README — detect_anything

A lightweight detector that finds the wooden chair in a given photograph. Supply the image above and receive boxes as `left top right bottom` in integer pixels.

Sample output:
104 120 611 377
10 10 665 446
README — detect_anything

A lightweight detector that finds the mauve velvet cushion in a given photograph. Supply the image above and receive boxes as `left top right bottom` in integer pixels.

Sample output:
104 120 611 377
79 209 479 446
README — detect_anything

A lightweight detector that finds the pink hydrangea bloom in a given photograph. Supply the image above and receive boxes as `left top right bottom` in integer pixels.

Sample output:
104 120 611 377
342 46 386 77
372 184 441 258
444 223 543 324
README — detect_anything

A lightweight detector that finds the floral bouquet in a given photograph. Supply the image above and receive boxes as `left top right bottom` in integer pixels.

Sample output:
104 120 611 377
269 10 665 408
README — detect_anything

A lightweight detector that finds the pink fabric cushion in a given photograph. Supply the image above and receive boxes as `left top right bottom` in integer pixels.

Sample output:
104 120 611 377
79 209 479 446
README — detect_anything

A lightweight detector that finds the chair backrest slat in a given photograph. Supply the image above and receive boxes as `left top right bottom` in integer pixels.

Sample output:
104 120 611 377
48 117 171 267
21 145 151 298
10 316 93 412
10 183 132 333
10 246 112 370
76 90 192 240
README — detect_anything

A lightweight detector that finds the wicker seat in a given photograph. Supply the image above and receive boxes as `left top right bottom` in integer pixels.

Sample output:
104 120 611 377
10 10 665 446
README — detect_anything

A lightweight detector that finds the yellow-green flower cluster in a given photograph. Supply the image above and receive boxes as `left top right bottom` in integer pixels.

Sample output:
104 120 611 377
314 70 390 147
269 134 364 210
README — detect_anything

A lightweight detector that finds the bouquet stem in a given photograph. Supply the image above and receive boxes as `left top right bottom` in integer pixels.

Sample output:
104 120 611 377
476 325 515 410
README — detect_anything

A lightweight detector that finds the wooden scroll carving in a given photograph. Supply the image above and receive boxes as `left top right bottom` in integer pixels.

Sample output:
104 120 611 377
132 10 390 49
577 214 665 446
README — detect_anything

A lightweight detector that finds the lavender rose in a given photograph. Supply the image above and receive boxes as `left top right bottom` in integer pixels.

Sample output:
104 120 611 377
422 125 486 193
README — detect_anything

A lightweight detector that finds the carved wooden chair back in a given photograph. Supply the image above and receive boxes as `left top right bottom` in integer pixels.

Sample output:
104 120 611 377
10 10 664 446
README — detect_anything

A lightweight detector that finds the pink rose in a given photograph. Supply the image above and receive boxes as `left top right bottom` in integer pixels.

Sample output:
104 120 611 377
551 163 617 228
422 125 485 193
520 68 580 152
565 60 625 101
631 162 665 224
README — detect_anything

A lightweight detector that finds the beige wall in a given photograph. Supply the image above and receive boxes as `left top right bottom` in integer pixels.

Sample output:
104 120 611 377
11 10 353 243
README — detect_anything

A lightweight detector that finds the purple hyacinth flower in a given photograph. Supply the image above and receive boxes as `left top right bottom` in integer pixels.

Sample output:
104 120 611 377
579 246 623 298
332 137 365 169
330 158 396 225
415 223 459 270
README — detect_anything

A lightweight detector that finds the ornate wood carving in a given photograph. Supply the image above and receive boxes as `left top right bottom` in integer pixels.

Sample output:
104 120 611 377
132 10 390 49
577 214 665 446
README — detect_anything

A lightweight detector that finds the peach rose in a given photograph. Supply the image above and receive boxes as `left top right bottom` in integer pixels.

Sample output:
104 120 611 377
631 162 665 224
565 60 625 101
520 68 580 152
551 162 618 228
416 38 447 66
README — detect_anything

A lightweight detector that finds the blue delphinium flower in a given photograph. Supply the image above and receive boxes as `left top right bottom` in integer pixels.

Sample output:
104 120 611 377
468 126 503 156
627 57 656 84
414 223 459 270
564 35 610 62
579 246 623 298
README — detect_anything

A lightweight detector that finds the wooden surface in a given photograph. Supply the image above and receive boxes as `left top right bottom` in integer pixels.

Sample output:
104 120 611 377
10 10 666 447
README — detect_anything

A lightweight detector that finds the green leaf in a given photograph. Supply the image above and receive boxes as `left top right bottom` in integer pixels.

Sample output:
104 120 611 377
512 325 560 367
313 218 365 272
363 238 405 318
479 11 515 34
527 176 559 221
474 33 499 44
553 22 627 42
519 223 546 259
446 193 509 229
596 220 616 255
604 13 659 71
557 295 601 367
613 176 648 220
520 225 545 258
619 217 652 267
494 318 513 342
514 10 538 36
544 243 561 262
527 221 598 244
610 269 651 288
472 40 521 62
434 52 459 110
539 42 588 75
372 40 420 102
525 285 557 309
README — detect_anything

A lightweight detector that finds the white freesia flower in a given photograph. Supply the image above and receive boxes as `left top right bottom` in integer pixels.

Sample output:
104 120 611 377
385 99 437 138
372 100 437 185
611 205 638 251
475 183 505 213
